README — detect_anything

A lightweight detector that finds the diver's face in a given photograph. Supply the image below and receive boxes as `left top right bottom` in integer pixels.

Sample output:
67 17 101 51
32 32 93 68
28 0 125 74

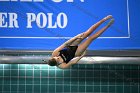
53 57 60 62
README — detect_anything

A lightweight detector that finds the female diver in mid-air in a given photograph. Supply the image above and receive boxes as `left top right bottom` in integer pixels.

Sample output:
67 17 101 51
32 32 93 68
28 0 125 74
43 15 114 69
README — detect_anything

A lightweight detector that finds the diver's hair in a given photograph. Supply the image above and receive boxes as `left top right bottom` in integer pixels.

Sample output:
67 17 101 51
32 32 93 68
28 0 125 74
48 58 57 66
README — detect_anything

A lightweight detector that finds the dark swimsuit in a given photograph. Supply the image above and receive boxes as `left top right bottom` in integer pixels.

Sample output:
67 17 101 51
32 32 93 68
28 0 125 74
58 46 78 64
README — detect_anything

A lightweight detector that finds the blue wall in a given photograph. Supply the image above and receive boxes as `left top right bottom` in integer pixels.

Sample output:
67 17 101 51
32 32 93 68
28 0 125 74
0 0 140 50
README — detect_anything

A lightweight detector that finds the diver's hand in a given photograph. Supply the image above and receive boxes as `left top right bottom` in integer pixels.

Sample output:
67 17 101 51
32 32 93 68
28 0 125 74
80 50 86 57
76 33 84 39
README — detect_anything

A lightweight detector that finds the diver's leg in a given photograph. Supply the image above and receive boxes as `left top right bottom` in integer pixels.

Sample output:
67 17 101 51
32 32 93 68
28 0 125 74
75 19 115 56
70 15 113 46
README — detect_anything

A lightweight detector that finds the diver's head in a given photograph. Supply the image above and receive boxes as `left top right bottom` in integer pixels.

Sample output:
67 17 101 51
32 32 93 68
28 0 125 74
43 57 61 66
47 57 58 66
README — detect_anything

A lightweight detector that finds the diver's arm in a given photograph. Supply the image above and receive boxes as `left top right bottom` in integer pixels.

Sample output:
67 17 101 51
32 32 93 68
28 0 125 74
58 51 86 69
57 56 83 69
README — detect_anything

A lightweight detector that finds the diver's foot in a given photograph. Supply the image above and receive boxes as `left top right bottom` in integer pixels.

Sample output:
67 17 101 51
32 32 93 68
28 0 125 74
103 15 113 21
107 18 115 27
